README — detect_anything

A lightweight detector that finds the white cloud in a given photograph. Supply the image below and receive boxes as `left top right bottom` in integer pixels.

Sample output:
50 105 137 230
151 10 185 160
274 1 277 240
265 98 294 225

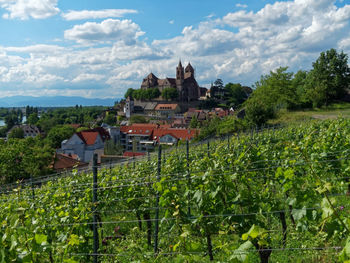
72 73 105 83
0 0 350 99
64 19 145 45
0 0 59 20
62 9 138 21
236 3 248 8
169 20 174 24
4 44 65 54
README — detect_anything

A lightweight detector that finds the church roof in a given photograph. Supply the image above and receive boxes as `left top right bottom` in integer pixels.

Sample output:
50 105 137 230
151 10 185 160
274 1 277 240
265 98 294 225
185 62 193 72
146 73 158 80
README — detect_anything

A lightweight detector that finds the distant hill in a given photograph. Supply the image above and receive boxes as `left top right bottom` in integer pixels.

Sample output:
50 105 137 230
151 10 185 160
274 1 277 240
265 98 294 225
0 96 118 107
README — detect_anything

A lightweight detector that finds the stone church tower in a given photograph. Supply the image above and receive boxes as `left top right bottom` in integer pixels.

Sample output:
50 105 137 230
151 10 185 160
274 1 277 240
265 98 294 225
176 60 186 101
140 60 200 102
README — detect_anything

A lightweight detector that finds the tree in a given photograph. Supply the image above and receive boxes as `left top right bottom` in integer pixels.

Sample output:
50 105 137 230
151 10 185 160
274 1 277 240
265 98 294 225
224 83 249 108
27 112 39 125
292 70 310 108
124 88 135 99
8 127 24 139
0 138 54 183
190 115 199 128
244 67 295 125
161 88 178 101
45 125 75 149
104 113 116 126
104 140 123 155
214 78 224 89
305 49 350 107
250 67 296 110
130 115 148 124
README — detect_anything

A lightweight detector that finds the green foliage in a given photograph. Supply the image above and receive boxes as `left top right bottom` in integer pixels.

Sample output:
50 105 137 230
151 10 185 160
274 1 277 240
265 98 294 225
245 99 275 126
104 113 116 126
0 137 53 183
4 109 23 130
45 125 75 149
161 87 178 101
27 112 39 125
305 49 350 107
124 88 135 99
131 88 161 101
130 115 148 124
224 83 250 108
2 118 350 262
189 115 199 128
104 140 123 155
198 115 249 139
7 127 24 139
37 106 104 133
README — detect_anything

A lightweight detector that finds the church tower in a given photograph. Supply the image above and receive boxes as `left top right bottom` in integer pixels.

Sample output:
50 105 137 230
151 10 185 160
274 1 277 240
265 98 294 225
176 60 184 81
176 60 185 101
185 62 194 79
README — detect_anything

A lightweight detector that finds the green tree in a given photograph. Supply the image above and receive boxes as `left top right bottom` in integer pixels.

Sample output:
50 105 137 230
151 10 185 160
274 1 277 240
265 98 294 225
224 83 249 107
130 115 148 124
104 113 116 126
292 70 310 108
124 88 135 99
0 138 54 183
146 88 160 100
8 127 24 139
190 115 199 128
161 88 178 101
305 48 350 107
45 125 75 149
104 140 123 155
27 112 39 125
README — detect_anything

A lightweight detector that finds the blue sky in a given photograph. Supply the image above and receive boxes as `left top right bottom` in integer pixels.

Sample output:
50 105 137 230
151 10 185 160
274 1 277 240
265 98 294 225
0 0 349 98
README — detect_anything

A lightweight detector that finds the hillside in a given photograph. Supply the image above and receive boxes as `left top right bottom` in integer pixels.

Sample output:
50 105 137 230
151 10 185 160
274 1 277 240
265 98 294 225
1 119 350 262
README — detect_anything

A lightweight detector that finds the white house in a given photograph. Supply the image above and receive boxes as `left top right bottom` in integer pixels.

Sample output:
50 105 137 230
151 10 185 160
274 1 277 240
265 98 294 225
60 131 104 163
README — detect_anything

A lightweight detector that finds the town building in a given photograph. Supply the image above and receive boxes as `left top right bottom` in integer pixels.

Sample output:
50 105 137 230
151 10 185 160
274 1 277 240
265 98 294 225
60 129 106 163
141 61 201 102
119 123 198 153
7 124 41 139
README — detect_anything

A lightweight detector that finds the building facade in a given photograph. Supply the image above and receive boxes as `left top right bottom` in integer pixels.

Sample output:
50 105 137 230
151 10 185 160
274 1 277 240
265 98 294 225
141 61 200 102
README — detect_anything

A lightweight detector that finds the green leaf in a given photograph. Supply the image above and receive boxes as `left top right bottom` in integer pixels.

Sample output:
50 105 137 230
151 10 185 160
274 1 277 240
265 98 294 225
230 241 253 262
68 234 80 246
10 235 17 251
292 207 307 221
321 198 334 219
35 233 47 245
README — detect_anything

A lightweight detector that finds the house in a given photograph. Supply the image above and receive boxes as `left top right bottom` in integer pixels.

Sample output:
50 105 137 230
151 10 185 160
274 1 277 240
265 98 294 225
53 153 88 172
154 104 181 117
119 123 199 151
60 130 105 163
7 124 41 139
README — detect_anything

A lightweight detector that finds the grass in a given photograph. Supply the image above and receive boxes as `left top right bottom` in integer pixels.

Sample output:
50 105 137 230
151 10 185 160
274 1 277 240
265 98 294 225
269 102 350 125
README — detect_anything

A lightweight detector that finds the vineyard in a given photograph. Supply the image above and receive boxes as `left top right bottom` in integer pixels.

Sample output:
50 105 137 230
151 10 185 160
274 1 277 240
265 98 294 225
2 119 350 262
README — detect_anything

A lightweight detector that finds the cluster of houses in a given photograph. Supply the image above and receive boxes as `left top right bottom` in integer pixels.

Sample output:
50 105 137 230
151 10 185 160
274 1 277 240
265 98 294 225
54 123 199 171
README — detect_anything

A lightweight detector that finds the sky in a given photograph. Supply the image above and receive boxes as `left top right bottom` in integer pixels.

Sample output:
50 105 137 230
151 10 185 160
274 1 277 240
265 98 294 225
0 0 349 99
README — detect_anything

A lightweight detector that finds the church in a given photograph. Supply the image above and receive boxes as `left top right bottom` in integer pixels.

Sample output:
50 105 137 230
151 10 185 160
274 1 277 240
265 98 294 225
140 61 201 102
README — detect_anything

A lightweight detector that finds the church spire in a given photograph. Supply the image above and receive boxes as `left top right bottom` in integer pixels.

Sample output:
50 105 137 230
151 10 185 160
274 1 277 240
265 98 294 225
176 59 184 80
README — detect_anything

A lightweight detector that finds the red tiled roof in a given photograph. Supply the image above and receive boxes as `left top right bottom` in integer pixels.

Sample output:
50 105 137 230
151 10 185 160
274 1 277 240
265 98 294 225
76 131 99 145
123 152 146 157
90 127 110 141
120 123 199 141
155 104 179 110
120 125 154 136
61 153 79 160
53 153 88 171
153 128 198 141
